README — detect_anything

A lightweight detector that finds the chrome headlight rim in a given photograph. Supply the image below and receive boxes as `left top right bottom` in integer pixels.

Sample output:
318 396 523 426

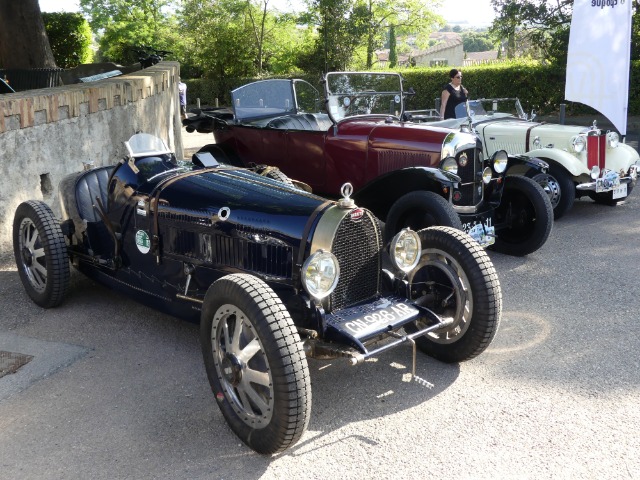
571 135 586 153
607 131 619 148
301 250 340 300
492 150 508 173
390 228 422 273
532 136 542 150
441 156 458 175
482 166 492 184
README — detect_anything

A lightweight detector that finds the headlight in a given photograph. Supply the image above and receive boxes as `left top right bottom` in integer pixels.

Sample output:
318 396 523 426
390 228 421 273
532 136 542 150
492 150 508 173
607 131 619 148
301 250 340 300
590 165 601 180
571 135 586 153
482 167 492 184
442 157 458 175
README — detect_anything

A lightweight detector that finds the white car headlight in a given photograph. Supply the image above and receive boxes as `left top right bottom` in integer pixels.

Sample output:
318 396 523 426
607 131 619 148
442 157 458 175
302 250 340 300
492 150 508 173
590 166 601 180
571 135 586 153
390 228 421 273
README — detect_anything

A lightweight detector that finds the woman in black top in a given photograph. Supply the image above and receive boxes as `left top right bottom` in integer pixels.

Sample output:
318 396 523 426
440 68 468 119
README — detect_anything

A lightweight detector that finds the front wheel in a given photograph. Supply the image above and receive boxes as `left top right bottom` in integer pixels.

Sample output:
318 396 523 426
405 227 502 363
200 274 311 455
384 191 463 244
529 166 576 219
13 201 70 308
491 175 553 256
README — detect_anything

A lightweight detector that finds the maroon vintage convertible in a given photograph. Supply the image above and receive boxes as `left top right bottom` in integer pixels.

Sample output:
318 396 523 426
184 72 553 256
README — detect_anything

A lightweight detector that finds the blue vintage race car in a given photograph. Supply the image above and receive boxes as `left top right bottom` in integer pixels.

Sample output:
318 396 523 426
13 133 501 454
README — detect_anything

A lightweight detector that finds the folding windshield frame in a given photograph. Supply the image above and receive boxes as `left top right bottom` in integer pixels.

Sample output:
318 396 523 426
324 71 405 123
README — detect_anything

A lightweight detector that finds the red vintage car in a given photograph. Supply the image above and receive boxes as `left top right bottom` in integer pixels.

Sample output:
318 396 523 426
184 72 553 256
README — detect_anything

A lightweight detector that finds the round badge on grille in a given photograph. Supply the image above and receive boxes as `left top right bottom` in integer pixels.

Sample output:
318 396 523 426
350 208 364 222
453 191 462 201
459 153 468 167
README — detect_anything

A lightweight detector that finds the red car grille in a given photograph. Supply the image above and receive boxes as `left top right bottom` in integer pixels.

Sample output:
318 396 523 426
587 134 606 170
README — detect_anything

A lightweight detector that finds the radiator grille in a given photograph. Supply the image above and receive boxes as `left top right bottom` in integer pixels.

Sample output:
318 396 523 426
168 228 293 279
452 147 484 207
329 210 381 311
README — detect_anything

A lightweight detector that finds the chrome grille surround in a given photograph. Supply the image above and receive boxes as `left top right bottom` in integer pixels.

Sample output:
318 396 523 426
442 131 485 212
310 206 382 312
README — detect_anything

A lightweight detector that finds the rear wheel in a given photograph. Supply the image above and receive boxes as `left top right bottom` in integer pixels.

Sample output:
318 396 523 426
200 274 311 455
405 227 502 363
384 191 463 243
492 175 553 256
529 166 575 219
13 201 70 308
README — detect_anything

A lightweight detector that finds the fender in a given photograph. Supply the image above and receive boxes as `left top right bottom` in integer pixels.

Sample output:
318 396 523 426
353 166 459 219
505 154 549 176
516 148 589 178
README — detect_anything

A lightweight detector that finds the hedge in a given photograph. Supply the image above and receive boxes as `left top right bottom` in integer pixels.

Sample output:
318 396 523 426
184 60 640 116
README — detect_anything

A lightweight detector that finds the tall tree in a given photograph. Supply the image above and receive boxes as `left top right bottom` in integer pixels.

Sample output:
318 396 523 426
0 0 56 68
388 24 397 68
299 0 369 74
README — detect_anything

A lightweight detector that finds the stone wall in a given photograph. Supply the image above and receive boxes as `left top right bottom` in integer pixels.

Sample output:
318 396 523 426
0 62 183 262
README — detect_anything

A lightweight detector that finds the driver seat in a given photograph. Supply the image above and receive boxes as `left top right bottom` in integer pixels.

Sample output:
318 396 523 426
75 166 114 223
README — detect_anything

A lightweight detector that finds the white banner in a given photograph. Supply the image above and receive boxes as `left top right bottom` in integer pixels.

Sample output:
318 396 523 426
565 0 632 135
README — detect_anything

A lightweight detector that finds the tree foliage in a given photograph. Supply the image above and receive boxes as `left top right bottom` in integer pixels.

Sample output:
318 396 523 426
462 31 495 53
42 13 93 68
388 24 397 68
79 0 179 64
357 0 444 69
490 0 640 63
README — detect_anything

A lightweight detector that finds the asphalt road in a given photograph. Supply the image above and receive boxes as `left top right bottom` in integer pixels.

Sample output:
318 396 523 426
1 134 639 479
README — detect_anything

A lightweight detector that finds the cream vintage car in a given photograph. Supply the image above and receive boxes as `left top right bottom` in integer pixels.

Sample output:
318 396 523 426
409 98 640 219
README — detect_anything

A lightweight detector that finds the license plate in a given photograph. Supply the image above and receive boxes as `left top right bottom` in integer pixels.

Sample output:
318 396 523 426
612 183 627 199
596 171 621 193
339 299 419 338
463 219 495 247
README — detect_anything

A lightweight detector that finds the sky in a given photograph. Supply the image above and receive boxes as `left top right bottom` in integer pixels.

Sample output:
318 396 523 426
39 0 496 26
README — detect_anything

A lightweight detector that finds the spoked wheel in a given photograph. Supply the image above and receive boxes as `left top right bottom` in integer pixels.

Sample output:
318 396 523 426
492 175 553 256
405 227 502 363
200 274 311 455
529 166 575 219
384 191 463 243
13 201 70 308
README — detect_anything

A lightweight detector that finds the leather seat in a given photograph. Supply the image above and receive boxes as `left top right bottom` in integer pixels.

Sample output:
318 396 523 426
75 166 114 223
267 113 333 131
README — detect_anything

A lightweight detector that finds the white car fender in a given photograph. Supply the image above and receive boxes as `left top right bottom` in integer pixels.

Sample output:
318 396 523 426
518 148 589 178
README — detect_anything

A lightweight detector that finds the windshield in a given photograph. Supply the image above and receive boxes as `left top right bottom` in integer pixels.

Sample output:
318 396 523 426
325 72 404 123
231 79 322 122
125 133 172 158
454 98 527 120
